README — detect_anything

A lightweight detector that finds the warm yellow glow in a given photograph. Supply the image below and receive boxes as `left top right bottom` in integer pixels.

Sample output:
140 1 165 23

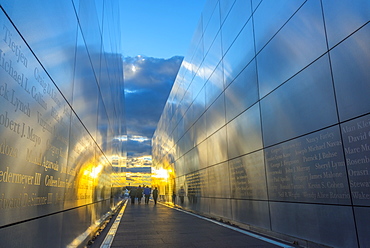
152 168 169 179
90 164 103 179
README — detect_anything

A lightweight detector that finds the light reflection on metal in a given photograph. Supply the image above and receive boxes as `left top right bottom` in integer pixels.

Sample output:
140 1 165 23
152 1 370 247
0 1 126 246
152 168 170 180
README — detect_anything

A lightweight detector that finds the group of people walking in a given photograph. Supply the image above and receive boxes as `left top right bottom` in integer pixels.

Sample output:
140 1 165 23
129 185 158 205
128 185 191 205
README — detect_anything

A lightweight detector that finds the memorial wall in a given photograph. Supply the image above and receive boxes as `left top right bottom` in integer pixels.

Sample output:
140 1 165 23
0 1 125 247
152 1 370 247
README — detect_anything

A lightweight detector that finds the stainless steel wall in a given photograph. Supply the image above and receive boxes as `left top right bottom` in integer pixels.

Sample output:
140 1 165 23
0 0 125 247
152 0 370 247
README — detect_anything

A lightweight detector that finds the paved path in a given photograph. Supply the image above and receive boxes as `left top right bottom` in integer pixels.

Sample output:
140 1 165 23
92 199 297 248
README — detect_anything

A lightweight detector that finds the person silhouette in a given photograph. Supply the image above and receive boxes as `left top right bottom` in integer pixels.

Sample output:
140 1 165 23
144 186 151 204
136 185 143 203
129 187 136 204
152 187 158 205
178 186 185 204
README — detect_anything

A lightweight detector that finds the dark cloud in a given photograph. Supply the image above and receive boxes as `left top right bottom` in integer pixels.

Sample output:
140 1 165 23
124 56 183 158
125 167 151 173
126 139 151 157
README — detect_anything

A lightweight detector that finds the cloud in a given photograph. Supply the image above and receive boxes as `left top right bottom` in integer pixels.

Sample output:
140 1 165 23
126 138 151 157
123 55 183 158
126 155 152 168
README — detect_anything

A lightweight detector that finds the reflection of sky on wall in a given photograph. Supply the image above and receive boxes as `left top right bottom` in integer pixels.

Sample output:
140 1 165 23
125 166 152 186
126 166 151 173
124 56 182 160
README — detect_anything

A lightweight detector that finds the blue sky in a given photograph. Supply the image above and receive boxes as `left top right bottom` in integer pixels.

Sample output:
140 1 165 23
121 1 206 162
120 1 206 58
123 56 183 159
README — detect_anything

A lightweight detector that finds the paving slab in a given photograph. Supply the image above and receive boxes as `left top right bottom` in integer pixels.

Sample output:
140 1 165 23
95 200 298 248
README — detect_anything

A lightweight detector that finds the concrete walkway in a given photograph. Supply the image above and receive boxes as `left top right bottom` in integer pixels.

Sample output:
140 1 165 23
91 199 297 248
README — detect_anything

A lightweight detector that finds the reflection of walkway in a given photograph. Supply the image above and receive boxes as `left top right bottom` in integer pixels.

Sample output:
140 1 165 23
90 200 297 248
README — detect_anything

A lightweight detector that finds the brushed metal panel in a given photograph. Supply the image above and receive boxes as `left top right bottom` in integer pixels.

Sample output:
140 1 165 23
184 98 194 132
223 21 254 88
98 60 113 122
175 175 186 196
191 74 205 106
183 83 193 115
72 28 98 140
322 0 370 48
207 126 228 166
203 1 220 55
97 95 108 152
209 198 232 220
0 12 71 226
64 115 97 208
1 212 63 247
203 33 223 85
177 116 185 142
207 162 230 198
186 22 204 78
197 139 208 170
78 0 102 80
253 0 305 53
193 113 207 146
182 132 194 155
192 86 206 128
0 2 122 247
221 0 251 55
225 60 258 122
194 197 210 214
175 156 185 177
270 202 358 248
179 131 193 158
205 62 224 108
205 93 226 137
231 199 270 229
341 115 370 206
94 150 113 201
354 207 370 248
229 150 267 200
220 1 236 23
186 147 200 174
199 169 208 198
61 204 92 247
265 126 351 205
261 55 337 146
330 23 370 121
184 142 200 173
0 0 78 103
185 169 208 202
257 0 327 97
251 0 262 11
227 103 262 159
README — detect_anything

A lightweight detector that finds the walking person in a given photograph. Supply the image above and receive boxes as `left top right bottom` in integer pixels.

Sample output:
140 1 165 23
129 187 136 204
178 186 185 204
152 187 158 205
136 185 143 204
144 186 151 204
172 190 176 204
